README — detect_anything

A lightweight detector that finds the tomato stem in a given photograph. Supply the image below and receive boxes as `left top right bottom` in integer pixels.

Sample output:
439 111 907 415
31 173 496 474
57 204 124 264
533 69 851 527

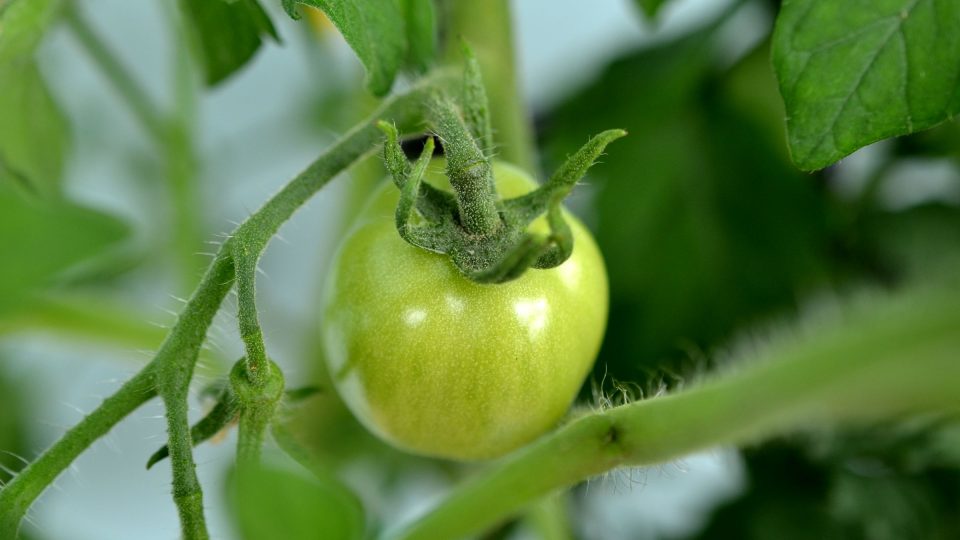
429 93 502 236
389 284 960 540
0 73 456 538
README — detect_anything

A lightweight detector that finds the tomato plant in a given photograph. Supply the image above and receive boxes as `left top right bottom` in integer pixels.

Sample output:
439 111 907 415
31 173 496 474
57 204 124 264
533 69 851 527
2 0 960 539
323 161 608 460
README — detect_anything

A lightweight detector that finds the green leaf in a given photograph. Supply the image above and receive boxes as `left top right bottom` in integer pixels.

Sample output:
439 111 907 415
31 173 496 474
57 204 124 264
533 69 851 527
633 0 669 19
401 0 436 73
230 465 364 540
542 24 832 381
0 0 68 197
284 0 404 96
0 0 61 63
0 60 68 198
0 186 129 314
773 0 960 171
179 0 278 86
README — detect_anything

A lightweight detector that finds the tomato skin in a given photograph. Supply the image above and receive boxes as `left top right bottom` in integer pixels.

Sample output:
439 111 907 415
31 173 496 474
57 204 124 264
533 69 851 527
321 161 608 460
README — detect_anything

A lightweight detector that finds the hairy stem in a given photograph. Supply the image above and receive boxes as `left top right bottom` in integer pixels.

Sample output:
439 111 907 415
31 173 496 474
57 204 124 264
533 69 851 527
0 367 158 537
442 0 536 173
0 75 451 538
390 286 960 540
153 253 236 539
232 359 285 469
230 72 454 386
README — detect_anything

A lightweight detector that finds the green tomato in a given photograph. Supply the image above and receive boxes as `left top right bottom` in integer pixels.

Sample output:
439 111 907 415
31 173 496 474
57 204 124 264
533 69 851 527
321 161 608 460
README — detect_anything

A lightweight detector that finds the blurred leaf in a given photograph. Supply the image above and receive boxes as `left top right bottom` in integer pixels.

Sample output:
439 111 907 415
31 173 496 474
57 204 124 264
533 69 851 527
0 0 61 62
283 0 404 96
695 425 960 540
0 0 67 197
0 362 29 486
859 202 960 280
179 0 278 86
632 0 669 19
772 0 960 171
400 0 436 73
0 186 129 314
230 465 364 540
543 25 831 380
0 60 68 198
693 443 841 540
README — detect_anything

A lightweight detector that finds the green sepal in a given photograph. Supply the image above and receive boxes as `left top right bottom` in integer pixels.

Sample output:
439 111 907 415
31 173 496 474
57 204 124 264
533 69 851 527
461 43 493 153
378 62 626 284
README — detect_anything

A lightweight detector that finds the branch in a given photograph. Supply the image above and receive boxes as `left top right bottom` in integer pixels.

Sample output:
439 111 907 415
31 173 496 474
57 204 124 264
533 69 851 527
0 72 453 539
389 285 960 540
64 3 167 143
230 71 454 386
0 367 157 537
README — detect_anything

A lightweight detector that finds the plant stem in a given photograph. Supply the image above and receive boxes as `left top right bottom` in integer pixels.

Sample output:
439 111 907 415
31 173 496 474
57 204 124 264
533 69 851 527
230 72 454 385
153 253 236 540
0 367 158 537
389 285 960 540
66 2 202 291
63 4 167 143
442 0 537 174
0 75 451 538
166 3 204 290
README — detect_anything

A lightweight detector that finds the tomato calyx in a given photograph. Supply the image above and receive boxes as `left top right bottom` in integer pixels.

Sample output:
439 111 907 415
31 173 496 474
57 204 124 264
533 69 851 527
377 48 626 284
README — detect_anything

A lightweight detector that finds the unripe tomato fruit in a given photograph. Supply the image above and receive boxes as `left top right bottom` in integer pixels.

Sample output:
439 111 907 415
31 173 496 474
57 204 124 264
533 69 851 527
321 161 608 460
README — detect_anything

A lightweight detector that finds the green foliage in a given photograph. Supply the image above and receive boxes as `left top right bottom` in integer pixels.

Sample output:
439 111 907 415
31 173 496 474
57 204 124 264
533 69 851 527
773 0 960 170
0 363 29 487
0 60 68 198
179 0 278 86
0 186 128 314
283 0 406 96
0 0 61 62
400 0 436 73
229 465 364 540
543 25 831 381
3 0 960 538
0 0 67 197
696 425 960 540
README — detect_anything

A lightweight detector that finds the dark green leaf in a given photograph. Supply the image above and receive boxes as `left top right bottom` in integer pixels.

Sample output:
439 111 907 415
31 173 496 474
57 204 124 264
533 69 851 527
0 60 68 198
401 0 436 73
633 0 669 19
542 24 831 381
230 465 364 540
284 0 404 96
179 0 278 86
0 186 129 314
773 0 960 171
0 0 61 63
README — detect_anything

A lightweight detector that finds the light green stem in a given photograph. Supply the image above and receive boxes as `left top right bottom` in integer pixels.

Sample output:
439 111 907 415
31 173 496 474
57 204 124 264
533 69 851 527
0 75 451 539
442 0 537 173
66 2 202 291
390 285 960 540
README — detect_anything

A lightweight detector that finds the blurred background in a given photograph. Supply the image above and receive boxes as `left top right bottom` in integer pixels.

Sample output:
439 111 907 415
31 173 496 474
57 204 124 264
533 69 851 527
2 0 960 538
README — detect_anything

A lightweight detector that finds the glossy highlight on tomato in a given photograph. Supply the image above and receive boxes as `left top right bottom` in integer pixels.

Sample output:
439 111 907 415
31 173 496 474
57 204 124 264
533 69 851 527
321 161 608 460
